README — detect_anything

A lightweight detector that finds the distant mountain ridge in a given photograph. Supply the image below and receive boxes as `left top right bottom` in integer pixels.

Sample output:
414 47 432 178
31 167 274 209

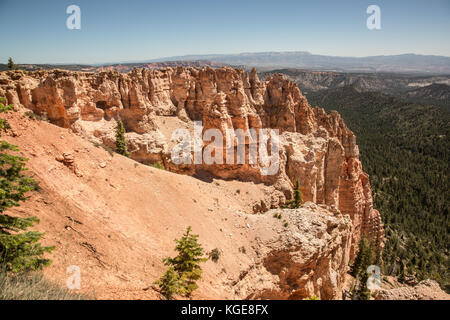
149 52 450 74
3 51 450 75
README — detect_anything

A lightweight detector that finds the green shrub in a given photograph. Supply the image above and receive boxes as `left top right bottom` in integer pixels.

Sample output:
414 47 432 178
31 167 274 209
92 141 115 156
151 161 165 170
24 111 48 122
303 294 319 300
209 248 220 263
285 179 303 209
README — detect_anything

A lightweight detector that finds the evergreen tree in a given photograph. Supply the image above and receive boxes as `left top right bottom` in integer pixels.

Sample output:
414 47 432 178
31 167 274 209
0 97 54 272
350 234 384 299
115 119 129 157
7 58 15 70
153 267 180 300
398 260 406 283
374 242 382 267
357 270 371 300
350 234 377 299
163 226 207 297
368 239 375 266
286 179 303 209
350 234 370 278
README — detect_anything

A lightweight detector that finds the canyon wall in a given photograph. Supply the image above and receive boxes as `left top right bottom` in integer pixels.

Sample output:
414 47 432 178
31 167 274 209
0 67 384 253
2 109 355 299
234 202 353 300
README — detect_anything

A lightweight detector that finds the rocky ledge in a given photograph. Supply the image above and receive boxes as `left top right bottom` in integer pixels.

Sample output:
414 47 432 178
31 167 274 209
234 202 353 300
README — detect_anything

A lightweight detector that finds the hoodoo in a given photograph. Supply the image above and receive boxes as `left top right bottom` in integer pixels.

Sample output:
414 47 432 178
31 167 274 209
0 67 384 255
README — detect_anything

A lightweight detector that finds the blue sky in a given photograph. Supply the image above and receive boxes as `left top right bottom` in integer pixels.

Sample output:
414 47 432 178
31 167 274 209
1 0 449 64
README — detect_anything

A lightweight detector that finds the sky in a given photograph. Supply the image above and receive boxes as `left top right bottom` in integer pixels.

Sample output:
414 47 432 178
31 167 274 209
1 0 449 64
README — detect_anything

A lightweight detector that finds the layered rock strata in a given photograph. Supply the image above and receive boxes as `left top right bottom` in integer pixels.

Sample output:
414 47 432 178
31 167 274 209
0 67 384 252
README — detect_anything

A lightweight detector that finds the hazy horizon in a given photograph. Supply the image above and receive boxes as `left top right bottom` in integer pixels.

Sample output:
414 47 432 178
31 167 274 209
2 0 450 65
6 51 448 67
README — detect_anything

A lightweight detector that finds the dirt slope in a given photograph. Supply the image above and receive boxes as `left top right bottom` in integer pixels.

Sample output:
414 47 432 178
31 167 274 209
5 109 280 299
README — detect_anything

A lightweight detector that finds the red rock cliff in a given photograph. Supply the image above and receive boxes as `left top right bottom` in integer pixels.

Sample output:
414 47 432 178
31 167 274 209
0 67 384 254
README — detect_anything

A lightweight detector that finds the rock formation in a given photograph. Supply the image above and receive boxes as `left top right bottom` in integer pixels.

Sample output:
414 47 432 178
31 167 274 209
55 152 83 177
234 202 353 300
376 280 450 300
0 67 384 254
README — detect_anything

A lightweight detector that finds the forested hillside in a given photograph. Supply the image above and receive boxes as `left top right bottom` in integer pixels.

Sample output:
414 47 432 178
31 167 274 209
307 86 449 292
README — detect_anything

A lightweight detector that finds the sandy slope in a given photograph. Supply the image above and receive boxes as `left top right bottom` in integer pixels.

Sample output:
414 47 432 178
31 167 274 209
4 109 279 299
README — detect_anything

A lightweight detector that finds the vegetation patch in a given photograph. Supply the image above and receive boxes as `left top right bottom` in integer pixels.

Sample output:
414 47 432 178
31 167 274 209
0 270 90 300
308 87 449 292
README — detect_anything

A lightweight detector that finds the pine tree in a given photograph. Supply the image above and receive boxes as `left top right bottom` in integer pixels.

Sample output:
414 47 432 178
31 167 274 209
357 270 371 300
350 234 381 300
374 242 382 267
115 119 129 157
286 179 303 209
368 239 375 266
153 267 180 300
160 226 207 298
350 234 370 278
0 97 54 272
398 260 406 283
7 58 15 70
